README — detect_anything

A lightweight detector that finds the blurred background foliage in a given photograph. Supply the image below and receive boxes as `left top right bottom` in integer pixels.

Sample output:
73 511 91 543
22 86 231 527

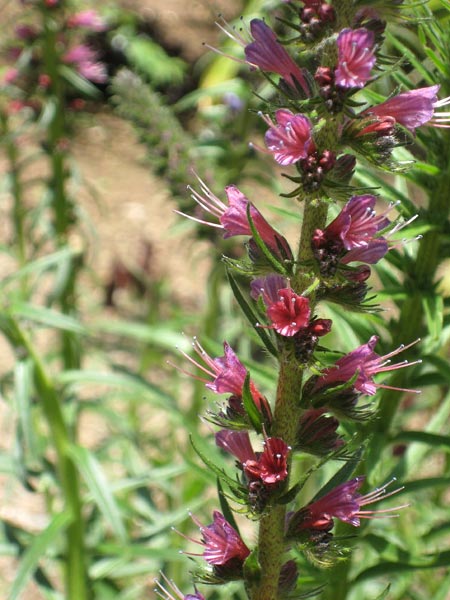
0 0 449 599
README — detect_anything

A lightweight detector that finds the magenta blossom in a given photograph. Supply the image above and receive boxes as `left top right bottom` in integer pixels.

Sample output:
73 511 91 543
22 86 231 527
287 476 405 534
63 45 107 84
178 175 292 259
265 287 311 336
67 10 107 32
244 20 308 92
335 28 376 89
211 17 308 94
365 84 450 132
262 109 314 166
188 511 250 569
322 195 390 250
155 573 205 600
216 430 290 485
313 335 421 396
312 195 390 268
172 338 271 417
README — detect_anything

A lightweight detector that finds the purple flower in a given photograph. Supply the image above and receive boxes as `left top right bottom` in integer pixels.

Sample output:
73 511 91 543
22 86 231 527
287 477 405 534
63 45 107 84
312 195 390 269
155 573 205 600
216 430 290 485
244 20 308 92
250 274 288 305
323 195 390 250
172 338 271 418
67 10 108 32
179 175 292 259
211 17 308 94
263 109 314 166
188 511 250 569
365 85 450 131
335 28 376 89
313 335 421 396
265 288 312 337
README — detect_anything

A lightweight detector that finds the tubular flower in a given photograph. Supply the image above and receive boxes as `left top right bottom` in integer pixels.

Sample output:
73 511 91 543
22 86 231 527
216 430 290 485
155 573 205 600
172 338 271 418
188 511 250 572
63 44 107 83
262 109 315 166
313 335 421 396
364 84 450 131
244 19 309 92
179 175 292 259
335 28 376 89
266 287 311 337
250 273 288 306
312 195 390 272
211 17 308 93
287 477 405 535
67 9 107 31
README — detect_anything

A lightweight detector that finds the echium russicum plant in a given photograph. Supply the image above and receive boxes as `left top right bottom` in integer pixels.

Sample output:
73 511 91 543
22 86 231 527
158 1 449 599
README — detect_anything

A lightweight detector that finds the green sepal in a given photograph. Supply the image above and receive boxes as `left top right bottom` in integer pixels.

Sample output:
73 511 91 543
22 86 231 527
246 203 289 275
242 372 263 434
227 271 278 358
190 434 243 490
243 549 262 589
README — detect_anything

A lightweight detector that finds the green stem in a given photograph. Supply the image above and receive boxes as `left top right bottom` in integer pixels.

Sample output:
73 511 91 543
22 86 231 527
38 9 87 598
250 199 328 600
41 11 80 370
8 318 88 600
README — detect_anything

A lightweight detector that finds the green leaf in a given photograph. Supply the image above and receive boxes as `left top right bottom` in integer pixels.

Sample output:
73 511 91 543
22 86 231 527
91 319 191 352
373 585 391 600
190 434 238 488
217 478 240 532
125 37 186 86
0 247 78 289
10 302 86 334
353 551 450 583
59 65 101 98
8 511 73 600
310 448 363 502
422 294 444 340
56 370 178 413
68 445 128 543
242 372 263 433
14 360 36 460
227 271 278 357
391 430 450 451
246 203 288 275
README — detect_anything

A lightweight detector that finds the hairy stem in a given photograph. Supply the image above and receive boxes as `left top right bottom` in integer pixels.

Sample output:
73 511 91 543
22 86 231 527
250 198 328 600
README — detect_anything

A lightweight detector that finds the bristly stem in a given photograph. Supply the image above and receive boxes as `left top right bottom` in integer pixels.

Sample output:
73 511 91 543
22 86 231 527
39 7 87 599
250 197 328 600
41 8 81 370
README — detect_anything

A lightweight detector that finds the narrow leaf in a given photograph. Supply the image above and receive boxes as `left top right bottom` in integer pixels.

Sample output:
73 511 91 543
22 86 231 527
69 445 128 543
8 511 73 600
242 372 263 433
227 271 278 357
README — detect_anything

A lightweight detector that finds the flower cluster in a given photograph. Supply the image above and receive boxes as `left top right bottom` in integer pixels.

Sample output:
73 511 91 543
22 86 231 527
1 2 108 117
163 1 429 596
